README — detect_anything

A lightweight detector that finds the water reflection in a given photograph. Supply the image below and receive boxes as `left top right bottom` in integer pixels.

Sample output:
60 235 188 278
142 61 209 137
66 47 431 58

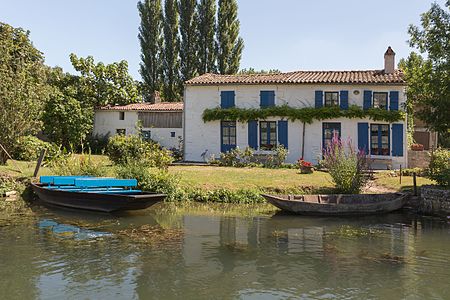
0 204 449 299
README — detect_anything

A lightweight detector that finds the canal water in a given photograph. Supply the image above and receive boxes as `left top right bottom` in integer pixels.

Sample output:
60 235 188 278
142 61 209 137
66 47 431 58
1 202 449 300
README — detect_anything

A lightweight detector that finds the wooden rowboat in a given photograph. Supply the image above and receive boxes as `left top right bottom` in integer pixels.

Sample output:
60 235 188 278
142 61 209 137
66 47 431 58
32 176 166 213
262 193 409 216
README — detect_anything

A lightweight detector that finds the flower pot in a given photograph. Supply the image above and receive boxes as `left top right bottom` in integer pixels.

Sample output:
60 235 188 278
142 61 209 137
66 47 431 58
300 165 314 174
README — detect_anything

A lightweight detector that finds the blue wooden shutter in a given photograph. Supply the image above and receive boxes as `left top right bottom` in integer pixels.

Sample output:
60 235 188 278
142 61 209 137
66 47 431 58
363 91 372 110
221 91 235 108
392 123 404 156
260 91 275 108
389 91 399 111
340 90 349 110
248 120 258 149
278 120 288 149
315 91 323 108
358 123 369 154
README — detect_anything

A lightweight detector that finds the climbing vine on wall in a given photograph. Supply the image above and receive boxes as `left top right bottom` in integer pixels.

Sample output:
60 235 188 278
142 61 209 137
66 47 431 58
202 105 405 124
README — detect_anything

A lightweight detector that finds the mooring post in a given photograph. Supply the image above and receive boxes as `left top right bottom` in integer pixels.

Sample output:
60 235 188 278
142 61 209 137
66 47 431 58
413 172 418 196
399 164 402 185
33 149 46 178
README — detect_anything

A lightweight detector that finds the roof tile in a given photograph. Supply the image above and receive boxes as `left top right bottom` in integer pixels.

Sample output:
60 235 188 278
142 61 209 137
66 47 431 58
185 70 405 86
98 102 183 111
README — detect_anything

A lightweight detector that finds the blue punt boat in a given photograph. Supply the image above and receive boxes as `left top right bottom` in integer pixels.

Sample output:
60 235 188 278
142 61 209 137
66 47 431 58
31 176 166 212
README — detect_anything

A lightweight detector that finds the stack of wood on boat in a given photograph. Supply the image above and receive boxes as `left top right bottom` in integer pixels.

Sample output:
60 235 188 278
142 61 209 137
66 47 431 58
32 176 166 212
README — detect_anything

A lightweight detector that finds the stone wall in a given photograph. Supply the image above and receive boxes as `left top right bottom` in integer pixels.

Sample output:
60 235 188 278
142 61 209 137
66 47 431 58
408 150 431 169
418 185 450 216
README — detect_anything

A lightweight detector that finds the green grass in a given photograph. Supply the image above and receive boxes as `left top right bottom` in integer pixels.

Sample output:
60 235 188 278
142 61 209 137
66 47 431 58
372 172 435 192
169 165 334 193
0 156 437 194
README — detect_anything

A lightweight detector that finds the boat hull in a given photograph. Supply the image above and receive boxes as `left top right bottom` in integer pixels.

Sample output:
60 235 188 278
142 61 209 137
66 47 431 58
32 183 166 213
262 193 409 216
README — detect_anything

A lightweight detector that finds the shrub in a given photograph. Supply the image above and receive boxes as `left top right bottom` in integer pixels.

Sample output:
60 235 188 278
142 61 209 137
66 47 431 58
13 136 59 161
321 136 369 194
49 151 107 177
85 134 109 155
428 149 450 187
400 167 427 177
106 134 173 169
185 187 264 204
209 145 288 168
115 160 183 201
263 145 288 168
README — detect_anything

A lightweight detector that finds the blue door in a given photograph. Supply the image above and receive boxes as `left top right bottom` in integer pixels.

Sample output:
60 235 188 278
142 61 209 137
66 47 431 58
221 121 237 152
322 123 341 150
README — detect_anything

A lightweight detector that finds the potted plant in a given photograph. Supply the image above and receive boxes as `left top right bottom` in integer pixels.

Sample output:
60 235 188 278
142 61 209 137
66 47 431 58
297 158 314 174
411 143 424 151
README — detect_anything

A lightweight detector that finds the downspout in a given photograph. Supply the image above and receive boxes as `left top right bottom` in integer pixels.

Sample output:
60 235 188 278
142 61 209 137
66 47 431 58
301 121 306 159
183 85 187 162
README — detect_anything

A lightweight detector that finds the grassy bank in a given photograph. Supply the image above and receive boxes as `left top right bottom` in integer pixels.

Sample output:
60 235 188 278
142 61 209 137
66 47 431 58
0 156 436 206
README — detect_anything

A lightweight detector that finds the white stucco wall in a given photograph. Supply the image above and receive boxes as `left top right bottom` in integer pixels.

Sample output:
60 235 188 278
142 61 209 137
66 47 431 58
93 110 183 149
184 84 408 169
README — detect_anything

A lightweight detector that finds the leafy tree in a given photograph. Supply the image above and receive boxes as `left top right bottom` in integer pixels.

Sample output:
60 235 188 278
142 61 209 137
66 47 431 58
162 0 182 101
216 0 244 74
178 0 199 82
138 0 164 101
408 1 450 145
196 0 217 74
238 68 281 75
69 53 140 107
42 68 93 149
398 52 433 145
0 23 50 164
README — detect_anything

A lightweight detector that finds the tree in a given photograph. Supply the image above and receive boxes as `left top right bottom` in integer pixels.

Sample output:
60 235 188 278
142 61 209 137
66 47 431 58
0 23 50 164
196 0 217 74
216 0 244 74
398 53 433 145
162 0 182 101
238 68 281 75
408 1 450 144
179 0 198 82
69 53 140 107
138 0 164 101
42 68 93 149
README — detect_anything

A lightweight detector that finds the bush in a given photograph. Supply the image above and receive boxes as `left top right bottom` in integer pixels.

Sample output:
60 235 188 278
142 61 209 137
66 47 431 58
400 167 427 177
85 134 109 155
13 136 59 161
115 160 183 201
321 137 369 194
49 151 108 177
209 145 288 168
428 149 450 187
106 134 173 169
186 188 264 204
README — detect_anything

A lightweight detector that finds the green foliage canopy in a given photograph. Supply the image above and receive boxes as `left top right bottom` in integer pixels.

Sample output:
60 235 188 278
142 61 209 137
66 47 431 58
202 105 405 124
0 22 50 164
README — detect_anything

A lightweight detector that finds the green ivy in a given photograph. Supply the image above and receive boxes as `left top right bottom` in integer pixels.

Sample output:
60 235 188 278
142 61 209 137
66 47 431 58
202 105 405 124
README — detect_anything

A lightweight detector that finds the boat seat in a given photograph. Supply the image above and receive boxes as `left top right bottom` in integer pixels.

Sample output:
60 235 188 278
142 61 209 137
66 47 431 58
40 176 92 185
74 178 138 188
85 189 142 194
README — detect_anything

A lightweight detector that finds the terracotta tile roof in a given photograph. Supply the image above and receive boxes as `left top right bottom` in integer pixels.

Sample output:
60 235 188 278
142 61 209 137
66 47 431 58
185 70 405 86
98 102 183 111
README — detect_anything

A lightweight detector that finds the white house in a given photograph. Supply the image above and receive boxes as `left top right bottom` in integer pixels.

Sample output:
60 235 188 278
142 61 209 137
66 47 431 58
93 102 183 149
183 47 408 169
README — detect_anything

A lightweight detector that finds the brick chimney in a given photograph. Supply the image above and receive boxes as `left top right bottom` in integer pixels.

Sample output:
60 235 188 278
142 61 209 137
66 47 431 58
384 46 396 74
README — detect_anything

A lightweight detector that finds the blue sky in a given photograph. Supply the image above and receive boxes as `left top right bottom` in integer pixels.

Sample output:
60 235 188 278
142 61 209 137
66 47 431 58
0 0 445 79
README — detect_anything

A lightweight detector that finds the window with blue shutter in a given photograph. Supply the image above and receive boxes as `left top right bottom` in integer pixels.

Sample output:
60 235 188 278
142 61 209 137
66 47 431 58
221 91 235 108
370 124 390 156
363 91 372 110
278 120 288 149
221 121 237 152
315 91 323 108
340 91 349 110
248 120 258 149
358 123 369 154
389 91 399 111
260 91 275 108
392 123 404 156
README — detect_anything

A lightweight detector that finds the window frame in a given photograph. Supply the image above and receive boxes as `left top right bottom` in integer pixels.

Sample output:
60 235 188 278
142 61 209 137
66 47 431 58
372 92 388 110
119 111 125 120
221 121 237 152
116 128 126 135
322 122 341 151
324 92 339 107
259 121 277 150
370 124 390 156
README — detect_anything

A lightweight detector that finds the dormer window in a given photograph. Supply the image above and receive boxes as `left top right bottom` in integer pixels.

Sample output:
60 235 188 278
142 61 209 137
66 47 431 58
373 92 388 110
324 92 339 107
